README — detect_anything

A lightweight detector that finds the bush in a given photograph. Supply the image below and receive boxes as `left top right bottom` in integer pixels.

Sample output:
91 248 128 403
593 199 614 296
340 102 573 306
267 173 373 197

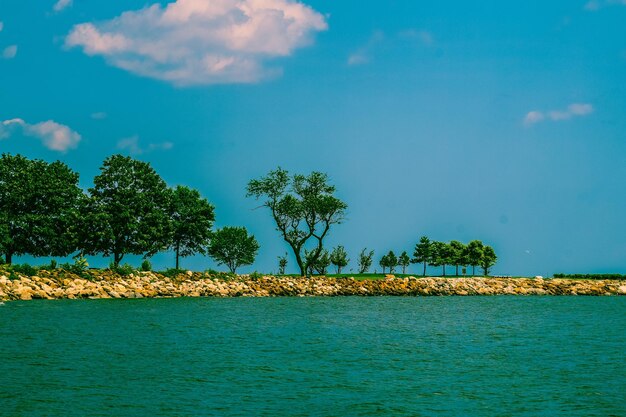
204 269 237 280
249 271 263 280
553 273 625 280
159 268 186 278
141 259 152 272
10 263 38 277
110 263 135 276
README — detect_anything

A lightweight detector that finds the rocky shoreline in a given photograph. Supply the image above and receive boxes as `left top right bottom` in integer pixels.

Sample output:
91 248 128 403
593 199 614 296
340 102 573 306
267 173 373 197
1 270 626 300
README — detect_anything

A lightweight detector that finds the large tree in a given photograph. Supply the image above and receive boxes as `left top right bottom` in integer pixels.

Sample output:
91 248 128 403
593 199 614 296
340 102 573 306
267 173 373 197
0 154 83 264
247 168 347 276
411 236 431 276
381 250 398 274
449 240 467 276
305 248 330 275
168 185 215 269
358 248 374 274
208 226 259 274
480 246 497 276
466 240 484 276
330 245 349 274
429 241 449 276
398 251 410 274
80 154 171 266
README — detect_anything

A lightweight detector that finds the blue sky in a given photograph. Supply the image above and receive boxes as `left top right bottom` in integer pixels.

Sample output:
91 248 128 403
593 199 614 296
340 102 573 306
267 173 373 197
1 0 625 275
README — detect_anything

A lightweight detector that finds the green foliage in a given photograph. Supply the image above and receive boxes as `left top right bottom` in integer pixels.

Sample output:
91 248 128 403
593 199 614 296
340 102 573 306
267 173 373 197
247 168 347 276
449 240 467 275
466 240 484 275
141 259 152 271
357 248 374 274
208 226 259 274
553 273 626 280
0 154 84 264
398 251 410 274
160 268 186 278
480 246 497 276
10 263 38 277
411 236 431 276
168 185 215 269
330 245 350 274
60 256 90 277
379 251 398 274
305 248 330 275
249 271 263 280
80 154 171 267
278 253 288 275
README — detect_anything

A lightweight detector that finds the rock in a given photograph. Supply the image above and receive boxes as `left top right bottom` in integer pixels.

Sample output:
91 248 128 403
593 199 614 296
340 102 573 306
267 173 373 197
618 285 626 296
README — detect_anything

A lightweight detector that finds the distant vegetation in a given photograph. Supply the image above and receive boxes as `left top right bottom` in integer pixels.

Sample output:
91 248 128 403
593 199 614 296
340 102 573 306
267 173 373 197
553 273 626 280
1 153 501 276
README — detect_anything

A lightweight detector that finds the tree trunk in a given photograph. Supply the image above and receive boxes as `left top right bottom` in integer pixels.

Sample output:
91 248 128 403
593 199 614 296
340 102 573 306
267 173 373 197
5 251 12 265
175 242 180 269
442 265 446 276
472 265 476 276
114 252 123 267
456 265 459 276
295 251 305 276
423 262 426 276
402 265 406 274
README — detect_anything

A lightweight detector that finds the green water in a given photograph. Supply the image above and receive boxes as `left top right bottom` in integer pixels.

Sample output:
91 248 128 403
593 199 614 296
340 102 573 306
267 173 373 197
1 297 625 416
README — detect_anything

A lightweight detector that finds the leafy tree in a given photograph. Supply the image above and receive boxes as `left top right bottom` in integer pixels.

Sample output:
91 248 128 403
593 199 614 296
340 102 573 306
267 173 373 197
0 154 84 264
480 245 497 276
381 250 398 274
80 155 171 266
357 248 374 274
429 241 449 276
449 240 467 276
305 248 330 275
247 168 347 276
466 240 484 276
208 226 259 274
168 185 215 269
398 251 410 274
411 236 431 276
330 245 349 274
278 253 288 275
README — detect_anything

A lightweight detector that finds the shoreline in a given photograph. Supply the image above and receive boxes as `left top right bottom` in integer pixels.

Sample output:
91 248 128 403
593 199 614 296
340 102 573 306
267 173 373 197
1 270 626 300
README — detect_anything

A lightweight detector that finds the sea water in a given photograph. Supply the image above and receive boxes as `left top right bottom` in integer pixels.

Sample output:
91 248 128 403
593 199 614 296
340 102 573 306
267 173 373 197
1 297 625 416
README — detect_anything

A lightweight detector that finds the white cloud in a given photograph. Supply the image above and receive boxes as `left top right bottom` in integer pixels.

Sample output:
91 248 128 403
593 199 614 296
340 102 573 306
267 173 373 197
524 103 594 127
2 45 17 59
65 0 327 86
117 136 173 154
90 111 107 120
585 0 626 10
0 118 81 151
53 0 73 12
347 31 384 66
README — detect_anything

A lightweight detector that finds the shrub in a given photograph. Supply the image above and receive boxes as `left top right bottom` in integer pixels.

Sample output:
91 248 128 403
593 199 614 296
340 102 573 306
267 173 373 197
11 263 38 277
159 268 186 278
141 259 152 272
249 271 263 280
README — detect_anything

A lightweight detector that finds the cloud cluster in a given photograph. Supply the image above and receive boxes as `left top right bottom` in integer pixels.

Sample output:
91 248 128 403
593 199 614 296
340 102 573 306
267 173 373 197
2 45 17 59
53 0 73 12
347 29 434 66
584 0 626 10
117 136 173 155
0 118 81 151
65 0 327 86
524 103 594 126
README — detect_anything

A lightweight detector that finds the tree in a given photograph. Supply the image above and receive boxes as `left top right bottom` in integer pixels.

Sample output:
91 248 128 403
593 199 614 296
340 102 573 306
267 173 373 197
305 248 330 275
449 240 467 276
381 250 398 274
168 185 215 269
398 251 410 274
429 241 449 276
357 248 374 274
80 155 171 266
330 245 349 274
278 253 288 275
480 246 497 276
411 236 431 276
0 154 84 264
247 168 347 276
208 226 259 273
466 240 484 276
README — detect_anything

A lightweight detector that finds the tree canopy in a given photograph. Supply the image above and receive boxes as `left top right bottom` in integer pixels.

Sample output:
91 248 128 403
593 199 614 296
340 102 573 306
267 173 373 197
80 154 171 266
0 154 83 264
247 168 347 276
330 245 349 274
411 236 431 276
208 226 259 273
357 248 374 274
168 185 215 269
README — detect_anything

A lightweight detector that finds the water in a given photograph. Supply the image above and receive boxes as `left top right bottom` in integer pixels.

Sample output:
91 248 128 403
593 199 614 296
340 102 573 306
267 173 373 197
1 297 625 417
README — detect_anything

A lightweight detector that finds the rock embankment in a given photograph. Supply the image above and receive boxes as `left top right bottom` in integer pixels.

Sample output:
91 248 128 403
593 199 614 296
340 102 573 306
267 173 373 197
0 271 625 300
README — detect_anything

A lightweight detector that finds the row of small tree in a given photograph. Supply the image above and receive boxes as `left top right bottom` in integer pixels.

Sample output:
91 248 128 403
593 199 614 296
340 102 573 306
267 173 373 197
0 153 259 272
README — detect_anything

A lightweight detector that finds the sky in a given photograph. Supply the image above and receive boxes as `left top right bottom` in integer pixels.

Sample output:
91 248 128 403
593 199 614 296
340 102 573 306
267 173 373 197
1 0 625 275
